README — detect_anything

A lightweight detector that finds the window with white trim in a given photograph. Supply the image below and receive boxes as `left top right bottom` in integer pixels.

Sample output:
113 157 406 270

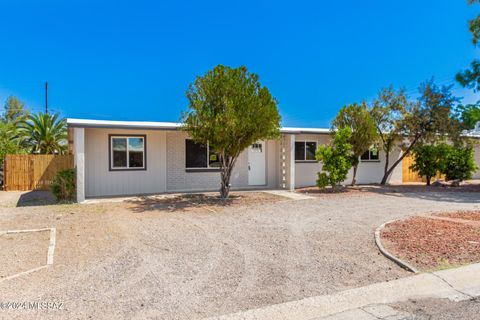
185 139 221 169
360 145 379 161
295 141 317 161
110 136 146 170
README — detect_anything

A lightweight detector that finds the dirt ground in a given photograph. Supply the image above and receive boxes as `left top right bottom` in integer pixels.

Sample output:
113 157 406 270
0 188 479 319
381 211 480 271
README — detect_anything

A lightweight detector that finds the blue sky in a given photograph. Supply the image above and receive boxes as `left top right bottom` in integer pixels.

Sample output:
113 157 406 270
0 0 479 128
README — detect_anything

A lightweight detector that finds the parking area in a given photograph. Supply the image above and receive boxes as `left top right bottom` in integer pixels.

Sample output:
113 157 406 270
0 188 479 319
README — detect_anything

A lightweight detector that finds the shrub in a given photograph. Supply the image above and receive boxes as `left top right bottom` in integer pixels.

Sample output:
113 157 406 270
410 144 444 186
316 127 353 192
441 144 478 181
51 169 76 201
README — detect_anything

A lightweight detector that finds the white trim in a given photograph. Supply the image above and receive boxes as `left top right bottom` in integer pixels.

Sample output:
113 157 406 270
110 136 145 170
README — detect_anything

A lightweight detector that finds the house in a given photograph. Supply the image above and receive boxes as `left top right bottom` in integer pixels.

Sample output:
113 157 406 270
67 118 480 202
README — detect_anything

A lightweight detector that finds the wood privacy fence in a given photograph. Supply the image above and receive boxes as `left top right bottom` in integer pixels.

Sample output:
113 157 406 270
402 154 443 183
4 154 74 191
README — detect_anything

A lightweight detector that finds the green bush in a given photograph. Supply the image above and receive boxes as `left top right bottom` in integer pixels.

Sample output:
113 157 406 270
410 144 445 186
441 144 478 181
316 127 353 192
51 169 76 201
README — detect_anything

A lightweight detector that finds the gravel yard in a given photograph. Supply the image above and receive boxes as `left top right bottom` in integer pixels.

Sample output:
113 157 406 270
381 211 480 271
0 188 479 319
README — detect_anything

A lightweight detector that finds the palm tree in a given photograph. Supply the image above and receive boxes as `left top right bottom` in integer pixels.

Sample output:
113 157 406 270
20 112 67 154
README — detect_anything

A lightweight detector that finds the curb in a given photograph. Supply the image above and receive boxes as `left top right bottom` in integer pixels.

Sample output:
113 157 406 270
374 220 419 273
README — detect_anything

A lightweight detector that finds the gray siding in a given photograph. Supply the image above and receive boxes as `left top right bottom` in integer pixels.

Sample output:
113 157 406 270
84 128 166 197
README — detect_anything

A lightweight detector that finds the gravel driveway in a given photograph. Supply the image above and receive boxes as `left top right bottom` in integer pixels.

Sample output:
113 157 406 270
0 189 479 319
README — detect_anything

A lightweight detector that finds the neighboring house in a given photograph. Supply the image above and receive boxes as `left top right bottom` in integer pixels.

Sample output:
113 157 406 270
67 118 480 202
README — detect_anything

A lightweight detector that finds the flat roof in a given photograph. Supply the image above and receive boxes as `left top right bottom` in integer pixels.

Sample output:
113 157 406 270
67 118 480 137
67 118 331 134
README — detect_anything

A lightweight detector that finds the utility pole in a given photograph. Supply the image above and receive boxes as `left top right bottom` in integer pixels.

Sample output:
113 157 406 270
45 81 49 114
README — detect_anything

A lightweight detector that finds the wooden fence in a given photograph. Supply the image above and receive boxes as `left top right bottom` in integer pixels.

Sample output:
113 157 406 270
402 154 443 183
4 154 73 191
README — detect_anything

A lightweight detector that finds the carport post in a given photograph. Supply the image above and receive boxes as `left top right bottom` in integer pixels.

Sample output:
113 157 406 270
73 128 85 203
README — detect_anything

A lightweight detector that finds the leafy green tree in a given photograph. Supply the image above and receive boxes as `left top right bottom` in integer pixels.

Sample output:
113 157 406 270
316 127 353 192
410 144 445 186
0 122 26 167
20 112 67 154
370 86 410 184
455 103 480 129
1 96 29 124
332 102 377 185
456 0 480 91
441 143 478 181
378 80 461 185
182 65 281 199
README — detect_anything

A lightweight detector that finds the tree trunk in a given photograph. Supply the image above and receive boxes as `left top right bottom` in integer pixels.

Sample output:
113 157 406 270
380 136 420 185
351 164 358 186
426 176 431 186
220 165 233 199
219 153 238 199
383 150 390 183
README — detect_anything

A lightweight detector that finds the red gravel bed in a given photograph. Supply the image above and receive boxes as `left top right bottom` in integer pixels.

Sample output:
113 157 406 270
381 215 480 271
437 211 480 222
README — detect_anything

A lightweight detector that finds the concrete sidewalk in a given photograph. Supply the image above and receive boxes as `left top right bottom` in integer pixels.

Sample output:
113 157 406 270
206 263 480 320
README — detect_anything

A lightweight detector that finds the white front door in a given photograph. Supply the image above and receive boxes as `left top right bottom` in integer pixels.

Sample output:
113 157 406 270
248 142 266 185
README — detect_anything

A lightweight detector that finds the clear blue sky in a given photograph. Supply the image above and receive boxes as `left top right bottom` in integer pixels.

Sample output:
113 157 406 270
1 0 479 127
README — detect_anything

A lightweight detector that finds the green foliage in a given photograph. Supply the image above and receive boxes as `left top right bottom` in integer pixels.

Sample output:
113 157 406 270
51 169 76 201
0 122 26 167
182 65 281 198
333 102 377 185
370 86 410 184
441 144 478 181
19 112 67 154
315 128 353 191
455 103 480 129
410 144 444 186
1 96 29 124
456 1 480 90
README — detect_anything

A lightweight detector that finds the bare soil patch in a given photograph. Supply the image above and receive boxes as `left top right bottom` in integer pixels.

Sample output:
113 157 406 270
0 230 50 279
124 191 284 213
297 183 480 197
381 213 480 271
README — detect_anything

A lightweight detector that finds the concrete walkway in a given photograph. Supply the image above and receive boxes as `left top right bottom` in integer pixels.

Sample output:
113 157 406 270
262 190 315 200
206 263 480 320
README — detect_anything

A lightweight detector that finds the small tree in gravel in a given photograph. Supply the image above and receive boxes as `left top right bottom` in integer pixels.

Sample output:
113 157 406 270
182 65 281 199
316 127 353 192
333 102 377 186
440 143 478 182
410 144 445 186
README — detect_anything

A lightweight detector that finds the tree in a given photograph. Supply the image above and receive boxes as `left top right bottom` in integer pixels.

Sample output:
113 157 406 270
182 65 281 199
332 102 377 185
315 127 353 192
441 143 478 181
0 122 25 167
19 112 67 154
409 144 445 186
378 80 461 185
455 103 480 129
370 86 409 184
456 0 480 91
2 96 29 124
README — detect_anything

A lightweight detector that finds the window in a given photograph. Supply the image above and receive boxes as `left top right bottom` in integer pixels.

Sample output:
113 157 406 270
110 135 146 170
295 141 317 161
361 145 380 161
186 139 221 169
